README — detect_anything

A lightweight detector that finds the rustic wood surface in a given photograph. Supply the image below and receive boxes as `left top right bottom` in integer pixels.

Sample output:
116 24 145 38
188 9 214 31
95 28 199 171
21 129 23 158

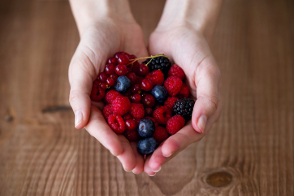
0 0 293 195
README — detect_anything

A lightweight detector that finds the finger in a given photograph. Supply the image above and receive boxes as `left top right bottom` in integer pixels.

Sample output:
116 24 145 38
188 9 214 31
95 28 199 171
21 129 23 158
85 106 123 156
144 124 203 172
130 142 145 174
144 156 156 176
68 43 100 129
161 123 204 157
192 57 221 133
116 135 137 172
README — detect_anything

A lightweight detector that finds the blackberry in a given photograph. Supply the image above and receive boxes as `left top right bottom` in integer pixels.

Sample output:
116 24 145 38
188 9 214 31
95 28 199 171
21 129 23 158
173 98 195 121
143 56 171 74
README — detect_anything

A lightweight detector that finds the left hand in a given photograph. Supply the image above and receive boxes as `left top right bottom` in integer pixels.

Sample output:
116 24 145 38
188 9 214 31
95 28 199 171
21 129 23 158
144 25 222 176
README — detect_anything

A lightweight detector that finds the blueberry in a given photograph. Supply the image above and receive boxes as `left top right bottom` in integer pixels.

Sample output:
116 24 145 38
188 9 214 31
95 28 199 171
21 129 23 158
137 137 157 155
151 85 168 103
138 118 155 138
114 76 131 93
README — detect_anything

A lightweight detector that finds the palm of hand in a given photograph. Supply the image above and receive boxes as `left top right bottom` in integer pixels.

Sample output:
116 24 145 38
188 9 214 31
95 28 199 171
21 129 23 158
69 20 148 173
142 27 222 175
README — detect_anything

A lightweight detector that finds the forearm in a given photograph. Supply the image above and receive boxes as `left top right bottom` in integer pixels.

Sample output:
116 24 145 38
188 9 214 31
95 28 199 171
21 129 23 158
158 0 223 41
69 0 135 36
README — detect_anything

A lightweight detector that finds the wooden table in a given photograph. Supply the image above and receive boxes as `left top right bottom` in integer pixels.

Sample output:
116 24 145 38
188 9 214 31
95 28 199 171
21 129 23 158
0 0 293 195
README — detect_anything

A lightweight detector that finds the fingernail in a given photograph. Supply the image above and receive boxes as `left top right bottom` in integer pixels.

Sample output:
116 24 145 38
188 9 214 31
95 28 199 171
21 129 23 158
152 167 161 173
149 173 156 176
163 152 172 157
75 111 83 127
123 166 131 172
197 115 207 133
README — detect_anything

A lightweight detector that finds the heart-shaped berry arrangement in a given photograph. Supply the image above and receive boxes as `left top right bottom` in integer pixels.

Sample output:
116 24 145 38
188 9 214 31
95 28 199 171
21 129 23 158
91 52 195 155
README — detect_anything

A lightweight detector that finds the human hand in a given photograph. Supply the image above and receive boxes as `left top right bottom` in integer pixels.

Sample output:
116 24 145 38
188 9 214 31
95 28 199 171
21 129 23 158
144 25 222 175
68 0 148 174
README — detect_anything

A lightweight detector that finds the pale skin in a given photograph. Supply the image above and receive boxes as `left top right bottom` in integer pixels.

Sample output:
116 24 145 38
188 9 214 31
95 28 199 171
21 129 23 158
69 0 223 175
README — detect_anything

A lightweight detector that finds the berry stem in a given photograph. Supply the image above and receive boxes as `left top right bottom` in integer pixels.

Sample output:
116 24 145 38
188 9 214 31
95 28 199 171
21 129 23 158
128 54 169 66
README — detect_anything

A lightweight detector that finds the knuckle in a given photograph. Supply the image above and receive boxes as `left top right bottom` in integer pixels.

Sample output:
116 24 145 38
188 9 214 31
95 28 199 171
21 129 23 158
69 90 80 105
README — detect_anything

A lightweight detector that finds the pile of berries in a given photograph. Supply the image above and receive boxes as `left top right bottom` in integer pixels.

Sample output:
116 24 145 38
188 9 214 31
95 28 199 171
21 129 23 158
90 52 195 155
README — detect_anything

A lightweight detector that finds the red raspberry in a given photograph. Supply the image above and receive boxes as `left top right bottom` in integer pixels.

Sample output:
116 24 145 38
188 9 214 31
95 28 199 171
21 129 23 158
90 79 105 101
164 76 183 96
105 90 121 104
179 83 190 98
153 126 169 143
164 97 179 110
112 96 131 115
124 129 139 141
145 116 158 127
103 104 113 119
123 113 132 121
130 103 145 119
153 106 172 124
166 115 185 135
146 70 164 85
168 64 185 80
107 114 125 133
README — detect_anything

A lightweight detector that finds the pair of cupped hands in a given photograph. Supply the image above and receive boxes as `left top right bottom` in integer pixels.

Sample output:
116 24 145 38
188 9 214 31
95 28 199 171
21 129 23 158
68 18 222 176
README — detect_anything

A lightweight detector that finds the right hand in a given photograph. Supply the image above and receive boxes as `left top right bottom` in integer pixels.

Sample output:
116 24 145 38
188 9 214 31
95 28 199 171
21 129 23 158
68 17 148 174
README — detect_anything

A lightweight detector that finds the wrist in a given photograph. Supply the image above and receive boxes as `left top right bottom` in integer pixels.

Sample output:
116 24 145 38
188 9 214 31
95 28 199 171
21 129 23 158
156 0 223 41
70 0 136 36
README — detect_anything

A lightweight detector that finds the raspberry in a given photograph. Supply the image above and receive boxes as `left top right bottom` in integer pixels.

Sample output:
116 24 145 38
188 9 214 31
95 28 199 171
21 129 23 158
153 106 172 124
153 126 169 143
112 96 131 115
164 97 179 110
164 76 183 96
166 115 185 135
105 90 121 104
173 98 195 121
103 104 113 119
179 83 190 98
146 70 164 85
90 79 105 101
130 103 145 119
168 64 185 80
145 116 158 127
144 56 171 74
107 114 125 133
124 129 139 141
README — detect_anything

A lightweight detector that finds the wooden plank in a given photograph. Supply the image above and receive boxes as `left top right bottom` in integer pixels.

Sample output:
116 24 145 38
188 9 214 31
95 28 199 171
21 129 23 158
0 0 293 195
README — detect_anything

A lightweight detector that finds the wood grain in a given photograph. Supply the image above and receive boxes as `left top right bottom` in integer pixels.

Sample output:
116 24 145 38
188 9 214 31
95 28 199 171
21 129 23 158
0 0 293 195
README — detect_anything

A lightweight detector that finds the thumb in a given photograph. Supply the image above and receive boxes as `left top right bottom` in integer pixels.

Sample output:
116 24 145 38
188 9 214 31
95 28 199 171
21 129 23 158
192 57 221 133
68 41 106 129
